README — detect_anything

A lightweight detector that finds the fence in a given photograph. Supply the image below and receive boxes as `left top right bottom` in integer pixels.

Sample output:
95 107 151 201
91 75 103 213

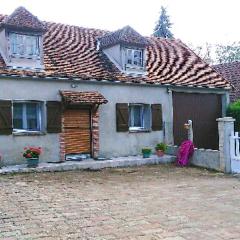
230 132 240 160
230 131 240 173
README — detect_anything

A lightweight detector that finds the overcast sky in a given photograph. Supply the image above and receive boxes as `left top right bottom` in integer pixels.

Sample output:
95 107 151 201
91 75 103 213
1 0 240 46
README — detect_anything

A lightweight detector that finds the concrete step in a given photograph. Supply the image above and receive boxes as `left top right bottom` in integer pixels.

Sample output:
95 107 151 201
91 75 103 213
0 154 176 174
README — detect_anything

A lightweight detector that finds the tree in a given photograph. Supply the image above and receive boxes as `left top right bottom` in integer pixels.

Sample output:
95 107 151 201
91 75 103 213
216 42 240 64
153 6 173 38
187 42 215 65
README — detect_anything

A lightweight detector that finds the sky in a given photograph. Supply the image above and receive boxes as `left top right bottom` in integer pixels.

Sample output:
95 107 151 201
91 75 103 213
1 0 240 46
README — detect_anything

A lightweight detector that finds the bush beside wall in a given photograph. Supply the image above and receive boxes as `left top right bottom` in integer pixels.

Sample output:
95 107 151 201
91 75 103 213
226 100 240 131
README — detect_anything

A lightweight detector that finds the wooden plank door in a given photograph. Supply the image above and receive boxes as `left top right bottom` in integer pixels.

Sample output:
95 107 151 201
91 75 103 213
173 92 222 150
63 108 91 155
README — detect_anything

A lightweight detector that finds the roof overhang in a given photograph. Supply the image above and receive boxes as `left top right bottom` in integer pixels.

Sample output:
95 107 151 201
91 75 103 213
60 90 108 106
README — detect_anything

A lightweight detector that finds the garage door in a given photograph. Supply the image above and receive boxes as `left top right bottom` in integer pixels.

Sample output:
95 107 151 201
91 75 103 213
63 108 91 155
173 92 222 150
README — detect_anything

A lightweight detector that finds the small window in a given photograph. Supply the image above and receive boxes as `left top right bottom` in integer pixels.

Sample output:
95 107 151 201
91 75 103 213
129 104 151 130
9 33 40 57
13 102 42 132
126 49 143 67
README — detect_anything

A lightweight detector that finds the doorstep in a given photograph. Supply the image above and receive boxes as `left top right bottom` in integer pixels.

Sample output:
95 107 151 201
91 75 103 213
0 154 176 174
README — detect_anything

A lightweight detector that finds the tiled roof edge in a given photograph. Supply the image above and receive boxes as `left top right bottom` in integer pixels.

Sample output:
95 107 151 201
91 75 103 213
0 73 230 90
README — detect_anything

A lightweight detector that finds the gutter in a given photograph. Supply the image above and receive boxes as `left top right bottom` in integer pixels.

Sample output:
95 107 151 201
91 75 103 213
0 73 231 94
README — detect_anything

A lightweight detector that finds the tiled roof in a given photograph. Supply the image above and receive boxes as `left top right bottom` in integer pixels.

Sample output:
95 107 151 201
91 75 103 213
1 7 46 32
213 62 240 101
0 11 230 89
60 91 108 104
98 25 149 49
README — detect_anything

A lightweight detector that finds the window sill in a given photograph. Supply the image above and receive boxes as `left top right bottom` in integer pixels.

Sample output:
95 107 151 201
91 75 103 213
126 64 144 70
129 129 151 133
123 68 147 76
11 54 40 60
13 131 46 136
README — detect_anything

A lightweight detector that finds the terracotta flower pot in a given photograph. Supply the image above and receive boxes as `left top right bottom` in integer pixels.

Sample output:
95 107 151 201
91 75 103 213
156 150 164 157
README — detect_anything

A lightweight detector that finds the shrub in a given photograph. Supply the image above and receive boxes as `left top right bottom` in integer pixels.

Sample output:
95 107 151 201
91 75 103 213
141 148 152 154
155 143 168 152
226 100 240 131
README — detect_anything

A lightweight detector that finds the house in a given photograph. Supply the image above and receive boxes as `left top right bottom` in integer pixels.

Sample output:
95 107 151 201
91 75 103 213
213 62 240 102
0 7 231 165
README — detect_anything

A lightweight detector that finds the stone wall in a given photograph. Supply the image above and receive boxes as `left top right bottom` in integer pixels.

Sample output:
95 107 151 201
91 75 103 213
166 145 220 171
167 117 236 173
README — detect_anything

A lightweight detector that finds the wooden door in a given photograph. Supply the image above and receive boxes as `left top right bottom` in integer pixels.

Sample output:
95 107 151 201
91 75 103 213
63 108 91 155
173 92 222 150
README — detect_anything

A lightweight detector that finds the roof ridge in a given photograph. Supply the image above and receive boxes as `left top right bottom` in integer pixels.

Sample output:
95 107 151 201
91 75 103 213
0 11 109 34
43 20 110 34
2 6 46 31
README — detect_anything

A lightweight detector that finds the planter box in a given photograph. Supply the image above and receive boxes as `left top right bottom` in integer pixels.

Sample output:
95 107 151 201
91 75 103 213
26 158 39 168
142 153 151 158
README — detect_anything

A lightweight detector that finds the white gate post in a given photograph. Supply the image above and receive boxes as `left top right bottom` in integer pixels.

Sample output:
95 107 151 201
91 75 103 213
217 117 235 173
187 120 193 141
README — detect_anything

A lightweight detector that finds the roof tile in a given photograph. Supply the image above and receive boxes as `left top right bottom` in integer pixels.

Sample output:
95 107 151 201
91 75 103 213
213 62 240 101
2 7 46 31
98 25 149 49
0 12 230 89
60 91 108 104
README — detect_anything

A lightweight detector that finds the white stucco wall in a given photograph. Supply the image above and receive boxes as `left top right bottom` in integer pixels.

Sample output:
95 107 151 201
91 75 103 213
0 78 172 165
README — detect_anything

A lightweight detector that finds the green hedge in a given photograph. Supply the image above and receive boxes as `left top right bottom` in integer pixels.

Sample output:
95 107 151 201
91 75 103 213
226 100 240 131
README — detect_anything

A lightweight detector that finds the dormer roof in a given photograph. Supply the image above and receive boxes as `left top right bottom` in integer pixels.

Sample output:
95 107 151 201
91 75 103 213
1 7 46 32
98 25 149 49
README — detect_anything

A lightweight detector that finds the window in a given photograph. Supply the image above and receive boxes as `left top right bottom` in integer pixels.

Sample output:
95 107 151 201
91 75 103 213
9 33 40 57
13 102 42 132
129 105 144 128
129 104 151 130
126 49 143 67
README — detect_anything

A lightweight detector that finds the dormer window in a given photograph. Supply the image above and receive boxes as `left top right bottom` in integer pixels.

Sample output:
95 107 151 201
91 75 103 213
0 7 45 69
98 26 148 75
9 33 40 58
126 49 143 67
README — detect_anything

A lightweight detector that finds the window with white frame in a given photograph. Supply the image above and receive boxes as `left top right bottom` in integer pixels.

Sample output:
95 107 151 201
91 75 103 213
13 102 42 132
129 104 151 130
126 49 143 67
9 33 40 57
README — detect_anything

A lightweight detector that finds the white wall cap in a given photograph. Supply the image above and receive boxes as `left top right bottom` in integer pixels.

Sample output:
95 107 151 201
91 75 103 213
216 117 236 122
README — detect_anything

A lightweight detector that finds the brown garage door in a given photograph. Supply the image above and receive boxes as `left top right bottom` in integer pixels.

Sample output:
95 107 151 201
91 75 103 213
63 108 91 155
173 92 222 150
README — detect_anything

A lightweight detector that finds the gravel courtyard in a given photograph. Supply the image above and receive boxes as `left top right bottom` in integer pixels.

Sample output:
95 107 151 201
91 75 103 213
0 165 240 240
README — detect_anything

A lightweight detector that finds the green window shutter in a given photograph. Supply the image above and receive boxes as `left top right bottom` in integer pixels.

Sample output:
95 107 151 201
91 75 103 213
0 100 12 135
46 101 62 133
151 104 163 131
116 103 129 132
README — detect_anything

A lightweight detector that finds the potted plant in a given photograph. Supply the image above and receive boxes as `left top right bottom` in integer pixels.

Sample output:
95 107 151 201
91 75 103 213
23 147 42 168
142 148 152 158
155 143 167 157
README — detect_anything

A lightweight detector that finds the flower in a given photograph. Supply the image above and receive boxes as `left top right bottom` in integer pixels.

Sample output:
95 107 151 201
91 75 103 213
22 146 42 159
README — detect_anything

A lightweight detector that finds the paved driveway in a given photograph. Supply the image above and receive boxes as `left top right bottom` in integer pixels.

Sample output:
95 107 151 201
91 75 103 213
0 165 240 240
